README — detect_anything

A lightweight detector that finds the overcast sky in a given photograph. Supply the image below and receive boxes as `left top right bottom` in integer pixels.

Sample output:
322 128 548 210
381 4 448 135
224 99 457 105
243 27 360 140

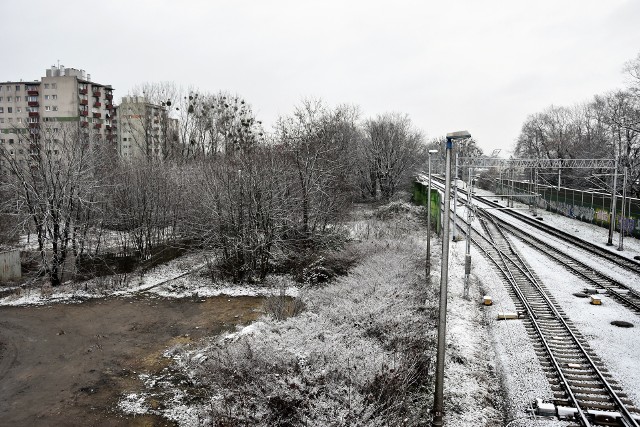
5 0 640 155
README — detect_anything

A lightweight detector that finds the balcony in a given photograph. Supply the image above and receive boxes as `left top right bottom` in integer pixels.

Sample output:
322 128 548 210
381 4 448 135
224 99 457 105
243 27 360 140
80 111 88 117
27 90 39 96
93 91 101 97
93 112 101 118
106 125 112 131
106 104 113 110
81 121 89 128
94 102 102 108
29 122 39 128
28 112 39 117
80 99 88 106
79 88 88 95
28 101 39 107
94 123 102 129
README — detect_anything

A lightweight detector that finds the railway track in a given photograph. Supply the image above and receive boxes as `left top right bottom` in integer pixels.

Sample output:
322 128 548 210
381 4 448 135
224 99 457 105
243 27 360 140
477 195 640 276
460 212 640 426
429 175 640 276
427 177 640 315
478 211 640 315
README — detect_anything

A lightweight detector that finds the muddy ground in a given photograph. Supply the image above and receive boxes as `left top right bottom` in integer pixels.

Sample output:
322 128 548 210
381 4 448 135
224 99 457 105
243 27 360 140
0 295 265 426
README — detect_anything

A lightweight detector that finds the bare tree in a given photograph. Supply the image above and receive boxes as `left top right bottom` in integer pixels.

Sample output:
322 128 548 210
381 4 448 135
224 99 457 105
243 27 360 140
275 99 358 239
0 122 106 286
358 113 424 200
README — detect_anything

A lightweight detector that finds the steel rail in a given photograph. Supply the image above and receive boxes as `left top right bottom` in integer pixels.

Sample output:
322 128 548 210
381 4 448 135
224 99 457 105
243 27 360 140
439 190 640 426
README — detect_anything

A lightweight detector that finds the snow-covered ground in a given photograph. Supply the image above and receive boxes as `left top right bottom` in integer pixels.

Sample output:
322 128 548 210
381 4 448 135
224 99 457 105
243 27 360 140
4 191 639 425
0 251 299 307
443 184 640 425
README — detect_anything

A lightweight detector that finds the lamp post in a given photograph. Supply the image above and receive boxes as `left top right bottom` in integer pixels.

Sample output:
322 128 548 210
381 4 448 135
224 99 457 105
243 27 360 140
426 149 439 280
432 130 470 427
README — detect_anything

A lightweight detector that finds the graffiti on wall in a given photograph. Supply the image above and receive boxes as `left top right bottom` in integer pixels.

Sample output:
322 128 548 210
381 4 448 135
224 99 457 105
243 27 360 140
549 200 595 222
595 210 609 222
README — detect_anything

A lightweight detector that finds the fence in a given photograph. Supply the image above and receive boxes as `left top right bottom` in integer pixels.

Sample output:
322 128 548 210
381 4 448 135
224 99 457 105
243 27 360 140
496 179 640 239
0 250 21 282
412 180 442 234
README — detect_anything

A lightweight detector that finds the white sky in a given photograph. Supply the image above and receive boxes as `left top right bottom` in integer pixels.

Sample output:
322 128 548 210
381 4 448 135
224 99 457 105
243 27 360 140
5 0 640 155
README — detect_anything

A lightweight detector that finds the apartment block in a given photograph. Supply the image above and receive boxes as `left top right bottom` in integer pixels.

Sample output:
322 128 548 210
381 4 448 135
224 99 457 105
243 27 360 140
117 95 177 160
0 65 117 169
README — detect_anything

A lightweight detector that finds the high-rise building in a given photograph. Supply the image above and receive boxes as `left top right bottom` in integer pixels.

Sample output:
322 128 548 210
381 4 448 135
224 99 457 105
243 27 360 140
117 95 177 160
0 65 117 168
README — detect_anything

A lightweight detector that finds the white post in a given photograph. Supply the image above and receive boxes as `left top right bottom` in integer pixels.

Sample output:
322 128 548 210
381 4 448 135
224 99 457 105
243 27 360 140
464 167 473 299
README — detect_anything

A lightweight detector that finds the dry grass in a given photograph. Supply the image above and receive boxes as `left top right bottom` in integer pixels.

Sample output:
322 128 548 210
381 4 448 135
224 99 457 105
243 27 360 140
161 202 439 426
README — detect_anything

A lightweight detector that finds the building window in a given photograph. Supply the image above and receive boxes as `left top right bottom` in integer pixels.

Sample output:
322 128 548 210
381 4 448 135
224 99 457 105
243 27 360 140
7 96 11 102
52 95 57 100
8 118 12 123
17 118 22 123
44 83 50 89
52 106 58 111
16 108 21 113
15 96 20 102
0 118 3 123
7 107 12 113
0 139 4 144
9 139 14 144
45 95 50 100
0 96 3 102
45 106 51 111
15 85 20 91
51 83 57 89
0 107 3 113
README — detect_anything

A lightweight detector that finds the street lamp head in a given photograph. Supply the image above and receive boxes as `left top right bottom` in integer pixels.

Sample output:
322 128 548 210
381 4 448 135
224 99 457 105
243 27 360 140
428 149 438 155
446 130 471 140
445 130 471 149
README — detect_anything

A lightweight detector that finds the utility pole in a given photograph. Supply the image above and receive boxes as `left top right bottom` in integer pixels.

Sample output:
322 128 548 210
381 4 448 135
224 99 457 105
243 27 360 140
618 165 628 251
607 158 618 246
426 149 438 280
533 166 538 217
452 152 459 241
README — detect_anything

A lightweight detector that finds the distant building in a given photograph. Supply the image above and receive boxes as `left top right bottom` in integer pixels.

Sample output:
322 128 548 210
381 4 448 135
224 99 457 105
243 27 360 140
0 65 116 169
117 95 177 160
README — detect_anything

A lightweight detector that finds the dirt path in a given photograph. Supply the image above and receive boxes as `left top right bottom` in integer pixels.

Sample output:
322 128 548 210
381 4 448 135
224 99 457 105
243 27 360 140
0 295 265 426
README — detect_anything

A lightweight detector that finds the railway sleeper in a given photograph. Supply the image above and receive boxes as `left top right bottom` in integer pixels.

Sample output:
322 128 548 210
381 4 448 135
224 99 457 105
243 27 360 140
534 398 638 425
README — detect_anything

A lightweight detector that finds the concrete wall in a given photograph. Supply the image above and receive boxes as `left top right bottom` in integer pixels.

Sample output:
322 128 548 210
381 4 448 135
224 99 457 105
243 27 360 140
0 250 21 282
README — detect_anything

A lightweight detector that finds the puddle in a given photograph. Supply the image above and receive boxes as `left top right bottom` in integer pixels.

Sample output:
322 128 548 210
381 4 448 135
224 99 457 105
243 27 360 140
0 295 265 426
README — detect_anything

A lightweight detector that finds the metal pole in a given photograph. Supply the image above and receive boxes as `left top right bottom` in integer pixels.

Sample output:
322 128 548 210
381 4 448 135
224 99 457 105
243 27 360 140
464 167 473 299
558 166 561 190
607 158 618 246
618 165 627 251
432 138 453 427
426 153 433 280
533 167 538 216
452 152 458 241
509 166 514 207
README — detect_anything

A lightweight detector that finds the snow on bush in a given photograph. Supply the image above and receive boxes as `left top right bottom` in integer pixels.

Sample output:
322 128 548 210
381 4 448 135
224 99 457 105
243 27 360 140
145 206 438 426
